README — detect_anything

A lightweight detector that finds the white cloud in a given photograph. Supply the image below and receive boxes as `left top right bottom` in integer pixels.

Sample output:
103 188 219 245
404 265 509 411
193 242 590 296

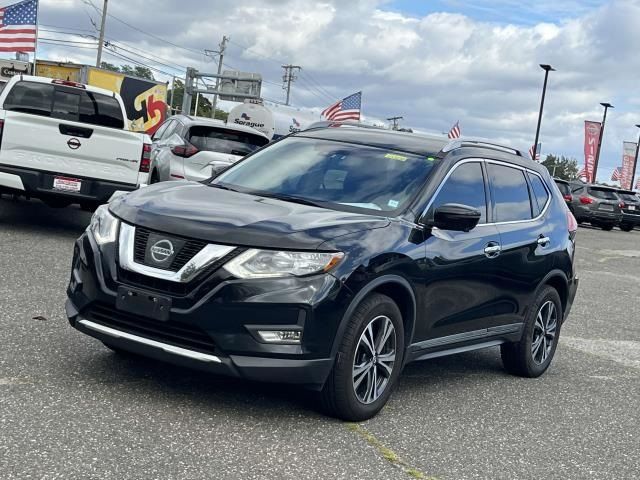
34 0 640 179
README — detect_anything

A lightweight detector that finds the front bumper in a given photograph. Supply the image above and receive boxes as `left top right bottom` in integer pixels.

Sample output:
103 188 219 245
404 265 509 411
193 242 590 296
0 165 137 204
66 231 347 388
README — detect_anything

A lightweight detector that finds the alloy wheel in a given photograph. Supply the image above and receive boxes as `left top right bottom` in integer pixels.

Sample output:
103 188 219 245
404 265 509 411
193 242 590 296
352 315 397 404
531 300 558 365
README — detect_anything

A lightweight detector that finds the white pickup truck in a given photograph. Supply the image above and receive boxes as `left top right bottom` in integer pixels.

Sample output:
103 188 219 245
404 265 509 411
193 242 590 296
0 75 150 209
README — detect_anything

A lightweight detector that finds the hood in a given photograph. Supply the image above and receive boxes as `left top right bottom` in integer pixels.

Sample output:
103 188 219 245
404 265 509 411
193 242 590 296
191 151 242 165
110 182 390 250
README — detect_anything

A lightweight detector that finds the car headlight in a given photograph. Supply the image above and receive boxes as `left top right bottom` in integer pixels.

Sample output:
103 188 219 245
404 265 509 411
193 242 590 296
89 205 119 245
223 249 344 279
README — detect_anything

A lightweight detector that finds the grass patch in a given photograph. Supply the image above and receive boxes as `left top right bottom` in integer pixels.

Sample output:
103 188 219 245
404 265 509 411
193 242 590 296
346 423 437 480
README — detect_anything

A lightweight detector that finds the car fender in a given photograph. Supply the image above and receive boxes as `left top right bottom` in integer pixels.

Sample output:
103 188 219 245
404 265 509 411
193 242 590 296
330 274 417 363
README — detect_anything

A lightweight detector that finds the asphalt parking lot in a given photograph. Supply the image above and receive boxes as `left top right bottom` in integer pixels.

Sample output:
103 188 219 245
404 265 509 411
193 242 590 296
1 197 638 480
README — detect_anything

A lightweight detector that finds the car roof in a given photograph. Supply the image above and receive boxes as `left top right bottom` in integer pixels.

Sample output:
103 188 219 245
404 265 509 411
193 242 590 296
295 126 449 156
172 115 270 139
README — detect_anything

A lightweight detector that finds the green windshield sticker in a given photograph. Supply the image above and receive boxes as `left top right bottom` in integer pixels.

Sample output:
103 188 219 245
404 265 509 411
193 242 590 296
426 156 436 162
384 153 408 161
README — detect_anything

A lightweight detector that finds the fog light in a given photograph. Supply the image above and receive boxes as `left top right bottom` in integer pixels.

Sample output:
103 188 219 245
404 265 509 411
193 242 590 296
257 330 302 344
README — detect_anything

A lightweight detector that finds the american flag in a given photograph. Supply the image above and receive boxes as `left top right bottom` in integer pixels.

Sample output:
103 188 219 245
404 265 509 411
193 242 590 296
447 121 461 139
577 167 588 180
321 92 361 121
611 167 622 182
0 0 38 53
528 142 542 161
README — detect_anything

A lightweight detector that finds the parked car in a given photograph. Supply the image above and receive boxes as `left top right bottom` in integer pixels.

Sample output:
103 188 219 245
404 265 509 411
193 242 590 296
0 75 150 209
569 183 622 230
554 178 573 211
66 125 579 421
615 188 640 231
148 115 270 183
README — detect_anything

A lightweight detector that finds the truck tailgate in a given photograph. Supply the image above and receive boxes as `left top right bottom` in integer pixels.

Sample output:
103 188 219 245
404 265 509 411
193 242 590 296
0 111 143 185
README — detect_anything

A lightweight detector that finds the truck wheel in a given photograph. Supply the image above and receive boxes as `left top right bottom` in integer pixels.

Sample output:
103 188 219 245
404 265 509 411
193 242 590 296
150 171 159 184
620 224 633 232
320 293 404 421
501 286 562 378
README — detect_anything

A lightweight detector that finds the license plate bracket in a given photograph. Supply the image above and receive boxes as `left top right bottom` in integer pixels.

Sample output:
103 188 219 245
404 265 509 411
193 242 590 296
53 176 82 192
116 286 171 321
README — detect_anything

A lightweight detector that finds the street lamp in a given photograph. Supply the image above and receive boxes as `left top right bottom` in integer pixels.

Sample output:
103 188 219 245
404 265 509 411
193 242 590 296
532 64 555 161
592 102 614 182
631 124 640 191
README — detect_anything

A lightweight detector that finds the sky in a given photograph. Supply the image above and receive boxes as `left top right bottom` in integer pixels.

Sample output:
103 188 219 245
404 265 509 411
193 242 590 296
7 0 640 181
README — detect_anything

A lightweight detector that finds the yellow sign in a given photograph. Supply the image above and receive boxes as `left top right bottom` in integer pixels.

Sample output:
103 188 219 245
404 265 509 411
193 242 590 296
35 64 81 83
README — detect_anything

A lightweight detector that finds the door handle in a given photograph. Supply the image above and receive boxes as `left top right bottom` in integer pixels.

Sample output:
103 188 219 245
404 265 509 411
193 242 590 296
484 243 501 258
59 123 93 138
537 236 551 246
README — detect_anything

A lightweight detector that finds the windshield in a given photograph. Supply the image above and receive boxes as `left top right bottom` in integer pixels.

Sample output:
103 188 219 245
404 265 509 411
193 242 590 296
588 187 618 200
618 192 639 202
188 126 269 156
213 137 440 213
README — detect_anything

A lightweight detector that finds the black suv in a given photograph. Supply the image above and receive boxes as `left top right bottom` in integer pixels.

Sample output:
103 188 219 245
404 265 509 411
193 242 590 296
66 125 579 420
616 189 640 231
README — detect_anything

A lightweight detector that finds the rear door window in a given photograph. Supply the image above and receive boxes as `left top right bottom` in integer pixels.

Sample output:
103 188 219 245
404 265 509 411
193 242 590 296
431 161 487 223
528 172 550 215
487 163 533 222
188 126 269 156
3 81 124 129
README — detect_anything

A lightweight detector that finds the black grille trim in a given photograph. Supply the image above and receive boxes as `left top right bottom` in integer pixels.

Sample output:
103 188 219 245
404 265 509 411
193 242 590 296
133 227 208 272
85 303 217 354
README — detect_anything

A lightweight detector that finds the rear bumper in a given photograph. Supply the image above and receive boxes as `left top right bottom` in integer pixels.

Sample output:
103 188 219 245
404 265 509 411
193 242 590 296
0 165 137 204
574 206 620 224
621 212 640 226
564 275 579 322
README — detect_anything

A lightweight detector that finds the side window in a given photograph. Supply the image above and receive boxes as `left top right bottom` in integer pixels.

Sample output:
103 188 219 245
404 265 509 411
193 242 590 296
487 163 533 222
528 172 550 216
162 120 181 141
431 162 487 223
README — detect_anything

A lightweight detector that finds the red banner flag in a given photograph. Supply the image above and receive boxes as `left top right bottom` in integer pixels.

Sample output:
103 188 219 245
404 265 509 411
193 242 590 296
621 141 637 190
584 121 601 183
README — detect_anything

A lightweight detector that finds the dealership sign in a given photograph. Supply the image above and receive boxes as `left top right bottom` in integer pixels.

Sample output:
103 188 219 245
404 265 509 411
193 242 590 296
621 141 637 190
583 121 601 183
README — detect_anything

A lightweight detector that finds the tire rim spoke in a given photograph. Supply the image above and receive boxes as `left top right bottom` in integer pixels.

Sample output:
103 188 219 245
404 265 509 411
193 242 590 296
532 300 557 365
352 315 397 405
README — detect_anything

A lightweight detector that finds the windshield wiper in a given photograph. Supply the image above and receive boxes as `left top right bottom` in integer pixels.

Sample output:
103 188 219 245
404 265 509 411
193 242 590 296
256 192 327 209
208 183 238 192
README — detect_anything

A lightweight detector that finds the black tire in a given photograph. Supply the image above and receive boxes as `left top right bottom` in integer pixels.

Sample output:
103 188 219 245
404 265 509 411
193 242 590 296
320 293 405 421
601 224 614 231
149 171 159 184
620 224 634 232
501 286 562 378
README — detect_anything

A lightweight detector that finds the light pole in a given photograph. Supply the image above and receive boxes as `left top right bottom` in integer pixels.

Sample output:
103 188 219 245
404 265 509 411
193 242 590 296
532 64 555 161
592 102 613 183
631 124 640 191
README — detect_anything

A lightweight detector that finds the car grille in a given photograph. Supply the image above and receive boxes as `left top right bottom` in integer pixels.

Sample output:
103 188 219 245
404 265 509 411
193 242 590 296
85 303 217 354
117 247 245 297
133 227 208 272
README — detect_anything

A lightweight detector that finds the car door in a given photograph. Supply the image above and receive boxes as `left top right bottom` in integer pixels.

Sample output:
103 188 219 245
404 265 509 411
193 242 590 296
415 160 504 343
486 161 554 328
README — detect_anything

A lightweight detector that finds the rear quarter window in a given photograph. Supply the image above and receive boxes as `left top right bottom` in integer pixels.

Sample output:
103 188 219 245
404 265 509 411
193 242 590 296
3 81 124 129
528 173 550 215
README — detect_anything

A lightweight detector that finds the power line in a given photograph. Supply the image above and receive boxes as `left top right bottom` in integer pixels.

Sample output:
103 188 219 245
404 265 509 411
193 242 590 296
102 48 176 77
85 0 203 56
40 41 98 50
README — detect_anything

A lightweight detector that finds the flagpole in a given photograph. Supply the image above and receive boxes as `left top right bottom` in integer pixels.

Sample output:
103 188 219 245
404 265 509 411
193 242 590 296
32 0 40 75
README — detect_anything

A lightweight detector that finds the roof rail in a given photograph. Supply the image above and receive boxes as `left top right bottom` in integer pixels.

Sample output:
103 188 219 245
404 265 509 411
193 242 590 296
302 120 386 132
442 138 525 157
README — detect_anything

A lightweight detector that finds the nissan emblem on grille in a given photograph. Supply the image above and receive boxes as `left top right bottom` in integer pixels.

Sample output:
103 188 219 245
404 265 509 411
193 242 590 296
150 240 174 263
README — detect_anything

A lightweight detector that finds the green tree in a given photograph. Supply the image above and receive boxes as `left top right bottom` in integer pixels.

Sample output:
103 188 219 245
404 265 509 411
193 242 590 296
542 154 579 180
166 79 228 120
99 62 155 81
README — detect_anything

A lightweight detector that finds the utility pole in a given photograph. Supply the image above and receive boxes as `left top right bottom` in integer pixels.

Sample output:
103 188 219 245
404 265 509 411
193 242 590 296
387 116 403 131
211 35 229 118
593 102 613 183
281 65 301 106
95 0 108 68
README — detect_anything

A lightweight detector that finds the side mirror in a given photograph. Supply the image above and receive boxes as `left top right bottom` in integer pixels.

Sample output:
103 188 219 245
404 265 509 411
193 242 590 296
428 203 481 232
